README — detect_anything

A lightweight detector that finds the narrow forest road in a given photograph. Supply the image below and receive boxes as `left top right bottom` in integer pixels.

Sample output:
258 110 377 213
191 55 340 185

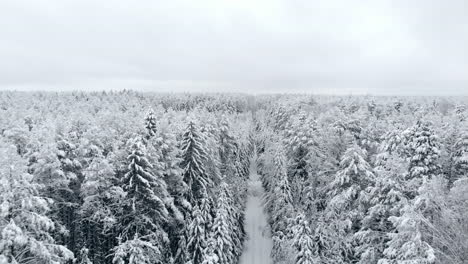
239 157 273 264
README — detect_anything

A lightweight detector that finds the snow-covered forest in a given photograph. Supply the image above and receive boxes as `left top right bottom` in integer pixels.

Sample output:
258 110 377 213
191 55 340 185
1 91 468 264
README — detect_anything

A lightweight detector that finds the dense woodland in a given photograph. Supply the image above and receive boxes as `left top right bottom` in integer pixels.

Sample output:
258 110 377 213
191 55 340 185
0 91 468 264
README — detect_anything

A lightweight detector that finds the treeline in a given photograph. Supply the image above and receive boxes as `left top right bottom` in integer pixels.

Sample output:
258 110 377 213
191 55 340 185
0 92 254 264
256 96 468 264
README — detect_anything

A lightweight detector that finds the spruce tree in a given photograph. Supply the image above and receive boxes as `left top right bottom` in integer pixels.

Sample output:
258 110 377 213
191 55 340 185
112 234 162 264
402 121 440 198
186 206 209 264
268 147 294 235
0 141 74 263
355 155 406 264
218 116 237 175
202 238 220 264
292 213 321 264
144 108 157 139
379 204 436 264
210 183 236 264
118 138 170 263
326 143 375 263
180 121 212 203
284 113 319 208
452 131 468 185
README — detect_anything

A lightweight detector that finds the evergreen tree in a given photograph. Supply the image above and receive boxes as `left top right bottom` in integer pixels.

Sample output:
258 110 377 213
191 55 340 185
77 247 93 264
402 121 440 198
355 155 407 264
451 131 468 185
186 206 209 264
0 141 74 263
379 204 436 264
180 121 212 203
265 147 295 264
144 108 157 139
268 147 294 235
325 143 375 263
210 183 237 264
284 113 320 208
79 156 124 263
112 235 162 264
292 213 321 264
202 238 219 264
218 116 237 176
118 138 170 263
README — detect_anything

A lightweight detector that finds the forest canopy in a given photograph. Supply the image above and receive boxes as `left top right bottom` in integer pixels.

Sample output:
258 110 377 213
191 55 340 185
0 91 467 264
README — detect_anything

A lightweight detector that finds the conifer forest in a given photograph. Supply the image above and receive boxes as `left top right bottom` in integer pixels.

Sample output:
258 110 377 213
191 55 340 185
1 91 468 264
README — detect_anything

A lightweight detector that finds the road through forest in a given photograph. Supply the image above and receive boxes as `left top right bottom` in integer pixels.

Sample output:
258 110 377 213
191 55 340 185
239 157 273 264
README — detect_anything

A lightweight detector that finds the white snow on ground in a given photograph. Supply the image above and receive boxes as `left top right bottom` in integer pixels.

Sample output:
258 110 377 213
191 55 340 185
239 159 273 264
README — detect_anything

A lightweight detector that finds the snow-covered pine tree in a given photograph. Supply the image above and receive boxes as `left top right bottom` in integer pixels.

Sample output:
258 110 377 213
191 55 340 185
283 112 319 208
51 132 86 255
145 121 187 260
186 205 209 264
77 247 93 264
267 147 295 264
118 138 170 263
144 108 157 139
112 234 162 264
379 122 442 264
402 121 441 198
269 147 294 235
180 121 212 203
451 131 468 186
155 124 190 216
292 213 321 264
226 161 248 260
79 156 124 263
379 204 436 264
0 141 74 263
218 116 237 176
202 238 220 264
209 183 237 264
325 142 375 263
354 154 407 264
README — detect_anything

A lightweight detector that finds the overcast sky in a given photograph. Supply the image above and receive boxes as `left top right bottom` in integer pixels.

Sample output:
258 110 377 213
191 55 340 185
0 0 467 95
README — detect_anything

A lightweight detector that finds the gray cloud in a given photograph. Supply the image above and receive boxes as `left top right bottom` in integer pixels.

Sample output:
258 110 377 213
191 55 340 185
0 0 467 95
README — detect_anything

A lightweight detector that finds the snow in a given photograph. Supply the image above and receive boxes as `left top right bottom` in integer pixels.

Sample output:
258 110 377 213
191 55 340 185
239 159 272 264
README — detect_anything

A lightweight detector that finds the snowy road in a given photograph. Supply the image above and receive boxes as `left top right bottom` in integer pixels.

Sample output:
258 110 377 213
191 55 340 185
239 159 273 264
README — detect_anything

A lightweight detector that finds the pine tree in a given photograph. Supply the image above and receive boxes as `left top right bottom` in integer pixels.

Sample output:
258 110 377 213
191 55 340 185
218 116 237 176
209 183 236 264
452 131 468 185
155 126 189 215
265 147 295 264
326 143 375 263
355 155 407 264
292 213 321 264
284 113 319 208
402 121 440 198
145 117 188 260
118 138 170 263
327 143 374 217
145 108 157 139
0 141 74 263
121 138 169 233
77 247 93 264
186 206 209 264
80 156 124 263
379 204 436 264
202 238 220 264
112 234 162 264
180 121 212 203
268 147 294 235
